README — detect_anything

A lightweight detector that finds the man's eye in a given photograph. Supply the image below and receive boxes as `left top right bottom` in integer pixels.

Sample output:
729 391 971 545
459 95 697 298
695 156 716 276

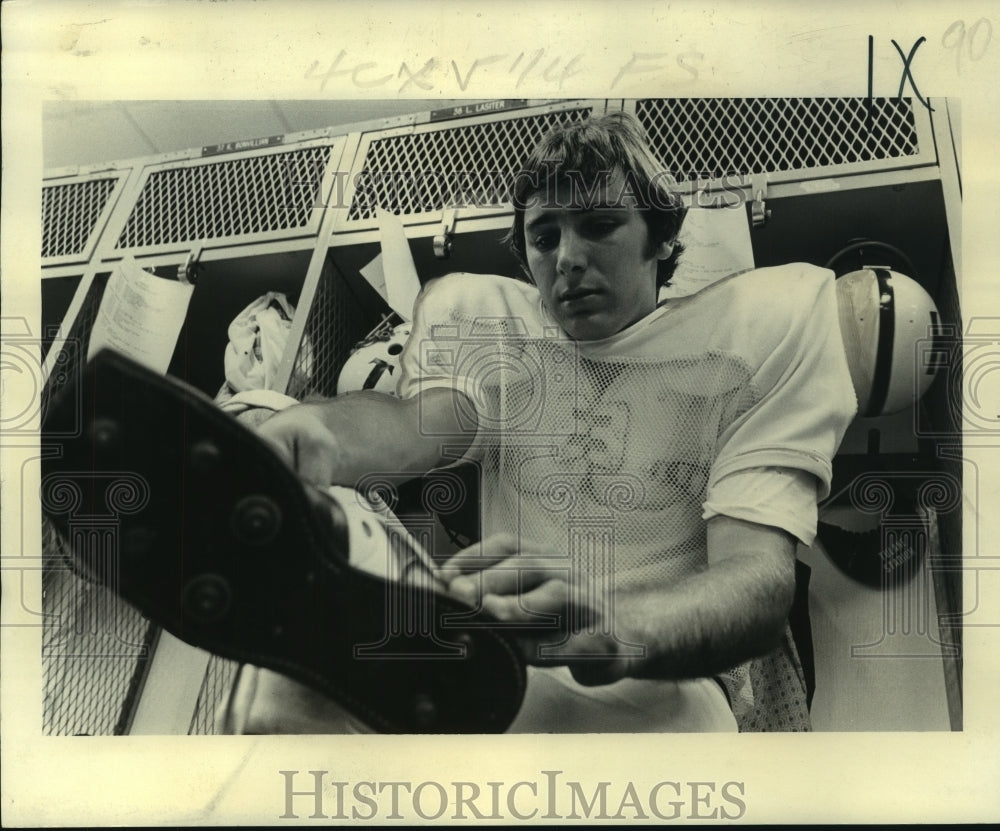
587 219 620 236
531 233 557 251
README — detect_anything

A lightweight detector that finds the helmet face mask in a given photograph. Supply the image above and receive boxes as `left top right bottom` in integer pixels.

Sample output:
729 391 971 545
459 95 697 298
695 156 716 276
835 268 941 418
337 323 412 396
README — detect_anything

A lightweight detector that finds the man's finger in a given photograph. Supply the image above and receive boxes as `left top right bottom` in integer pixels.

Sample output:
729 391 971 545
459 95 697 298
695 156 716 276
257 426 295 467
437 533 520 581
440 534 574 579
479 563 572 596
444 560 574 609
294 440 337 488
481 578 570 621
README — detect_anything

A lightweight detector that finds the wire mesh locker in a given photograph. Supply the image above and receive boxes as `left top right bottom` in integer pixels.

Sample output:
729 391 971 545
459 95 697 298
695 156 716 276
37 269 164 735
282 254 394 401
630 97 933 184
39 135 348 736
337 101 599 230
42 172 130 268
40 272 107 422
112 143 335 255
40 517 158 736
187 655 240 735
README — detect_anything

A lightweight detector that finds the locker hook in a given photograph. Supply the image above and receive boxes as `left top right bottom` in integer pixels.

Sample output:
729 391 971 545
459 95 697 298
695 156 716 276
750 174 771 228
433 208 458 259
178 243 204 285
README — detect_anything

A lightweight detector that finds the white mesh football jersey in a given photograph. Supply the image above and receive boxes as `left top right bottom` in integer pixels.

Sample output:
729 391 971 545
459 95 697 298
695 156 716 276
400 265 855 584
398 265 857 728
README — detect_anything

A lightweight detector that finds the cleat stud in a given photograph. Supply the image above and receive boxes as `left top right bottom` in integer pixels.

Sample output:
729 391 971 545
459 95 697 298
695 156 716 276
182 574 232 623
190 439 222 473
411 693 438 729
232 495 282 545
91 417 120 450
453 631 476 658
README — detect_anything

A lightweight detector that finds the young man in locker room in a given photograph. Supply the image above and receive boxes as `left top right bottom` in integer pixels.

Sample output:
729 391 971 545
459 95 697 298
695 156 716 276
244 111 858 733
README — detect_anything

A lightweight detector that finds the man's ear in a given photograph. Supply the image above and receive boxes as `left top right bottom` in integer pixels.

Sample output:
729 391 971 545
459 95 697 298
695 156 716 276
654 236 676 261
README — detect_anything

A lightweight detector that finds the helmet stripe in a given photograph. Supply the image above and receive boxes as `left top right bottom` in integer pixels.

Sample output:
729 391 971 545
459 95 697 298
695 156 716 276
867 268 895 417
363 358 392 391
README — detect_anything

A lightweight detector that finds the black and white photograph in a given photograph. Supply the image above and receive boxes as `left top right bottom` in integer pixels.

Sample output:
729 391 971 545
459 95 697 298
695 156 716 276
3 1 998 826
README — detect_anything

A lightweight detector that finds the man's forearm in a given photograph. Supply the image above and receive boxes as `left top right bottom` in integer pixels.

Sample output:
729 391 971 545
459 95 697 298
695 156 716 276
258 388 475 488
603 548 795 684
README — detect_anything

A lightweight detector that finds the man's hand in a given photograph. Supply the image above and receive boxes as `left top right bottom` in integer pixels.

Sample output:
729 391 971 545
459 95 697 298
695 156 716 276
439 534 633 686
257 403 346 488
438 517 797 687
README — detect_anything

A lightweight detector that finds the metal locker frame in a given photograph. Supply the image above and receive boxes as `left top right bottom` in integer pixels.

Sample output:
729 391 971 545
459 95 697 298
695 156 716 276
928 97 962 290
42 132 353 378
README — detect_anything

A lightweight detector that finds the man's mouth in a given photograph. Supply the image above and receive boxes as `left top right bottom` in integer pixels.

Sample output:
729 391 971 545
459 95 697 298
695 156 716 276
559 288 601 303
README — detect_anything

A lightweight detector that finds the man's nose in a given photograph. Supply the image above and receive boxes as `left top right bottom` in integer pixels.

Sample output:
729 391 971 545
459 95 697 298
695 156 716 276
556 230 587 275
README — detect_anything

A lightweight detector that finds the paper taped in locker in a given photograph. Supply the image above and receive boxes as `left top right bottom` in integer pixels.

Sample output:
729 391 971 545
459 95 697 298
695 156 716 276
660 206 755 300
87 256 194 375
376 208 421 321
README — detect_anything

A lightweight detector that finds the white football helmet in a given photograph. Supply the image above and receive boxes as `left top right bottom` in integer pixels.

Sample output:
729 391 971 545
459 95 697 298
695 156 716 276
336 323 412 396
835 268 940 417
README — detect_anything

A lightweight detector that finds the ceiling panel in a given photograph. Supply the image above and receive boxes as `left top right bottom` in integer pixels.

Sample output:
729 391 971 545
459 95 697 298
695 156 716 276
125 100 289 155
44 103 157 169
43 99 476 171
